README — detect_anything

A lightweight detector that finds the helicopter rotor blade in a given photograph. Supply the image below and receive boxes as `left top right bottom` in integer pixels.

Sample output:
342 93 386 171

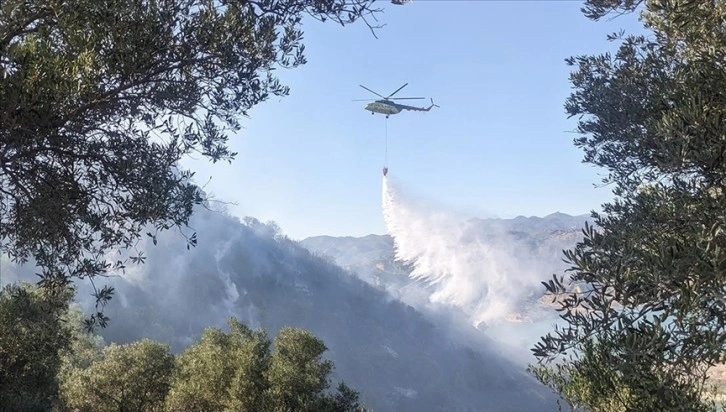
388 97 426 100
359 84 386 99
387 83 409 99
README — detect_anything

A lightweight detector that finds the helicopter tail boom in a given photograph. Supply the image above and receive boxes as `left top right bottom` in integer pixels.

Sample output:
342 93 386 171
400 98 439 112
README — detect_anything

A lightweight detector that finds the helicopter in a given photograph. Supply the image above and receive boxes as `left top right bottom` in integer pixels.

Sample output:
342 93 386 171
391 0 413 4
355 83 439 118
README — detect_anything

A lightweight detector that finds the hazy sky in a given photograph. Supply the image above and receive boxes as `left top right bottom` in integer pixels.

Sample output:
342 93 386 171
181 1 644 240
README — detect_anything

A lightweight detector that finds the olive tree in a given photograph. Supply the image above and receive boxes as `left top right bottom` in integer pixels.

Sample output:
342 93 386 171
0 282 74 411
0 0 383 329
61 339 175 412
531 0 726 410
165 317 366 411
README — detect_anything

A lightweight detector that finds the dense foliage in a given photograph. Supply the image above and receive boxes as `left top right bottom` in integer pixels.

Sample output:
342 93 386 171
0 282 74 411
63 339 175 412
531 0 726 410
0 283 366 411
0 0 382 329
166 318 365 411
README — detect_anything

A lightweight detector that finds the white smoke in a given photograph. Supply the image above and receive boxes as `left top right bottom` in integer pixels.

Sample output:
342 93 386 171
381 176 549 329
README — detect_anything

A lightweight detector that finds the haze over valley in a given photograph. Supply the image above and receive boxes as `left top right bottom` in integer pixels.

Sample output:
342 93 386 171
5 176 591 411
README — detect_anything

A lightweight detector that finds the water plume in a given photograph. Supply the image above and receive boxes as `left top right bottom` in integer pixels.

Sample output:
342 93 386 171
381 176 547 328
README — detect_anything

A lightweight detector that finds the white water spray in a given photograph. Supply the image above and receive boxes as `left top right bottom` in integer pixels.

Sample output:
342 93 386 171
381 176 547 328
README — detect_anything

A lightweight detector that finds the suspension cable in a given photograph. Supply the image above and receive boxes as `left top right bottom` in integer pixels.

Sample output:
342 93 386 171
384 117 388 167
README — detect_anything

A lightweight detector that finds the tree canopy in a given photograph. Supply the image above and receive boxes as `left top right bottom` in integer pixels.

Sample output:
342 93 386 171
531 0 726 410
165 317 365 412
0 282 74 411
0 282 368 411
62 339 175 412
0 0 382 329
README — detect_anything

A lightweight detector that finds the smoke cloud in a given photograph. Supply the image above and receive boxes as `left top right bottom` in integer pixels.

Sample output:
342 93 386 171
3 204 560 410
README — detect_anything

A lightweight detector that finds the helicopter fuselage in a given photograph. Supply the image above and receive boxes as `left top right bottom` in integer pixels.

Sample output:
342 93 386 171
357 83 437 117
365 100 403 116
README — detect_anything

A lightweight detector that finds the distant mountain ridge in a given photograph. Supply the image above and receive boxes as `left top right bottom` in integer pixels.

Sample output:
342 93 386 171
301 211 592 273
300 212 593 328
466 212 594 236
303 212 592 258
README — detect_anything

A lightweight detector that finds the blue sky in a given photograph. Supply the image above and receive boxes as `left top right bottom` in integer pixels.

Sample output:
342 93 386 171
181 0 645 240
